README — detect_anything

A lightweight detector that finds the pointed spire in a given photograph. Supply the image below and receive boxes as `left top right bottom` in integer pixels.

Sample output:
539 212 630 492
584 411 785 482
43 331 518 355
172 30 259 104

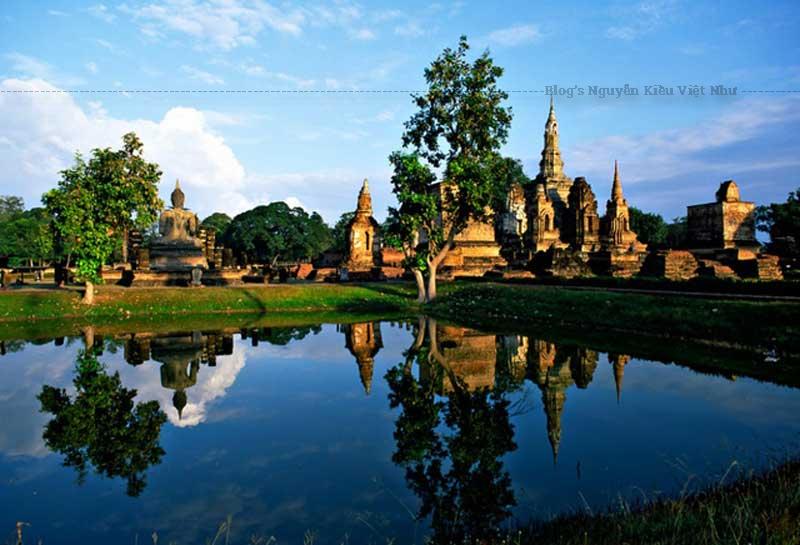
539 98 565 179
611 160 624 201
175 179 181 190
355 178 373 216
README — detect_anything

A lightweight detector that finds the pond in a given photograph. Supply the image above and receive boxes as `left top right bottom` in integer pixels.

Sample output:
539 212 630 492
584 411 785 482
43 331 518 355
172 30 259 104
1 318 799 544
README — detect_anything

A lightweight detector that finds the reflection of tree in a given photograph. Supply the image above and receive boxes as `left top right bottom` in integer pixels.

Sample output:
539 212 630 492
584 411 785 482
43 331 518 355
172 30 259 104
385 318 517 543
37 349 167 497
240 325 322 346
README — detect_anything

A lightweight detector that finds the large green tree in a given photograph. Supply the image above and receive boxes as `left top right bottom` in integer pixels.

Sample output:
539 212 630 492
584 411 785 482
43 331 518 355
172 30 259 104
629 207 668 247
389 36 512 301
0 205 54 267
756 188 800 256
43 133 163 303
38 348 167 497
224 202 332 264
201 212 232 235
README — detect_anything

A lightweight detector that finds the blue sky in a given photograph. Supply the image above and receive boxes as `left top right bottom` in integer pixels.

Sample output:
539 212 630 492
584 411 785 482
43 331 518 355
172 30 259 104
1 0 799 224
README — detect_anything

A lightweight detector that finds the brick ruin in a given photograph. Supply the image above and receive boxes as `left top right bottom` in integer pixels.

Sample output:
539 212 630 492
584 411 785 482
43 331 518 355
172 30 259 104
338 98 782 282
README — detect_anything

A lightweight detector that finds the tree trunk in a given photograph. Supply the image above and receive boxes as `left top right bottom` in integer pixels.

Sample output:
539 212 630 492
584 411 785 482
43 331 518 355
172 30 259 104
82 325 95 349
413 269 426 303
82 281 95 305
122 227 129 264
426 263 438 302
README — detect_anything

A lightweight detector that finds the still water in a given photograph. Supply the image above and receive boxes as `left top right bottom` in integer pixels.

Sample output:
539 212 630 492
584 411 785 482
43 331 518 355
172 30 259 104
1 319 799 544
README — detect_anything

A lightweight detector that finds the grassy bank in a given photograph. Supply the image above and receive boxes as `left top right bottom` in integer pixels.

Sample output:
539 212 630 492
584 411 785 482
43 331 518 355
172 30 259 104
0 283 416 323
429 283 800 354
2 281 799 354
519 459 800 545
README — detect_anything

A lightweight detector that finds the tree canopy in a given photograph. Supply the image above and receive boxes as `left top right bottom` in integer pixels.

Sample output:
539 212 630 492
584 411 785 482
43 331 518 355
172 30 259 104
201 212 232 234
330 211 355 255
38 348 167 497
224 201 332 263
629 207 668 247
0 195 24 222
389 36 513 301
0 203 54 266
43 132 163 302
756 187 800 255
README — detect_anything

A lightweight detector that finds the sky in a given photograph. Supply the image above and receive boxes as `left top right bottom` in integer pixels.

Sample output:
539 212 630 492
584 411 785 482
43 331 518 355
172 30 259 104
1 0 799 224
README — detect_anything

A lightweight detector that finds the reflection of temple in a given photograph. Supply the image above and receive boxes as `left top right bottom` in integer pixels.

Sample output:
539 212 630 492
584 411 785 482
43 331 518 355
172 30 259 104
124 331 234 419
430 326 498 393
527 344 598 463
342 322 383 394
609 353 631 403
419 325 629 464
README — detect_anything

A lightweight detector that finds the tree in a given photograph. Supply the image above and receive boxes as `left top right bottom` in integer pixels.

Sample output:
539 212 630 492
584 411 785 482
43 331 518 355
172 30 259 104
330 211 355 255
0 195 24 222
224 202 333 264
389 36 512 301
201 212 232 235
629 207 668 247
38 348 167 497
0 207 54 267
756 188 800 255
43 133 163 303
666 216 688 249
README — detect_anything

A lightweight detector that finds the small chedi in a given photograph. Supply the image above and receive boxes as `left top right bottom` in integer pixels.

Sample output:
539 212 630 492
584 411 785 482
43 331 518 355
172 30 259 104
343 179 380 274
149 180 208 272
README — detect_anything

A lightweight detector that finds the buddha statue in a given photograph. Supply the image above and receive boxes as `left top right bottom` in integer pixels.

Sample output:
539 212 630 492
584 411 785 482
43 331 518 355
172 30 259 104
149 180 208 271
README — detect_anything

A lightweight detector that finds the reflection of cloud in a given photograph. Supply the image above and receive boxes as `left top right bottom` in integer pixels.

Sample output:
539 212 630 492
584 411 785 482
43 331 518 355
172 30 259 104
119 347 248 427
0 343 75 458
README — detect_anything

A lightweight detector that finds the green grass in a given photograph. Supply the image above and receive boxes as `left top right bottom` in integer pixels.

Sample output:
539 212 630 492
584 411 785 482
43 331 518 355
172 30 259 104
429 282 800 354
2 281 799 355
518 459 800 545
0 282 417 322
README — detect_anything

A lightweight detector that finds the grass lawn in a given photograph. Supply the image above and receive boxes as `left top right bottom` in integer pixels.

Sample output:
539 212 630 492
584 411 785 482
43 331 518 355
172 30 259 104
1 281 798 355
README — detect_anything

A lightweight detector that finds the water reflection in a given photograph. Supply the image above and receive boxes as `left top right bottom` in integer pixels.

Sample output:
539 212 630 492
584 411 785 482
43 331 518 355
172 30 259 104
342 322 383 394
125 332 234 419
386 318 517 543
37 348 167 497
1 318 797 543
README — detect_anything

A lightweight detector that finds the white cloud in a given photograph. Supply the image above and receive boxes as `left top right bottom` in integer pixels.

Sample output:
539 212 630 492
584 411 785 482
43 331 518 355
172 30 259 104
394 21 424 38
486 24 543 46
121 0 304 50
85 61 99 74
180 65 225 85
47 9 68 16
284 196 306 210
4 52 86 87
349 27 377 40
88 3 116 23
0 78 251 218
605 0 678 41
568 97 800 201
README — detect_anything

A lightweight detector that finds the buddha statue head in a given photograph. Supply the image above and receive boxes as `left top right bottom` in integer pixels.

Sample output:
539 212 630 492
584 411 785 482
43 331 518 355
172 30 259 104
171 180 186 209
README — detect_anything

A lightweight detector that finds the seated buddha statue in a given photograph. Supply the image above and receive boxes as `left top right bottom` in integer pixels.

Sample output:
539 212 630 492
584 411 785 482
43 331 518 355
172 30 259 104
148 180 208 271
